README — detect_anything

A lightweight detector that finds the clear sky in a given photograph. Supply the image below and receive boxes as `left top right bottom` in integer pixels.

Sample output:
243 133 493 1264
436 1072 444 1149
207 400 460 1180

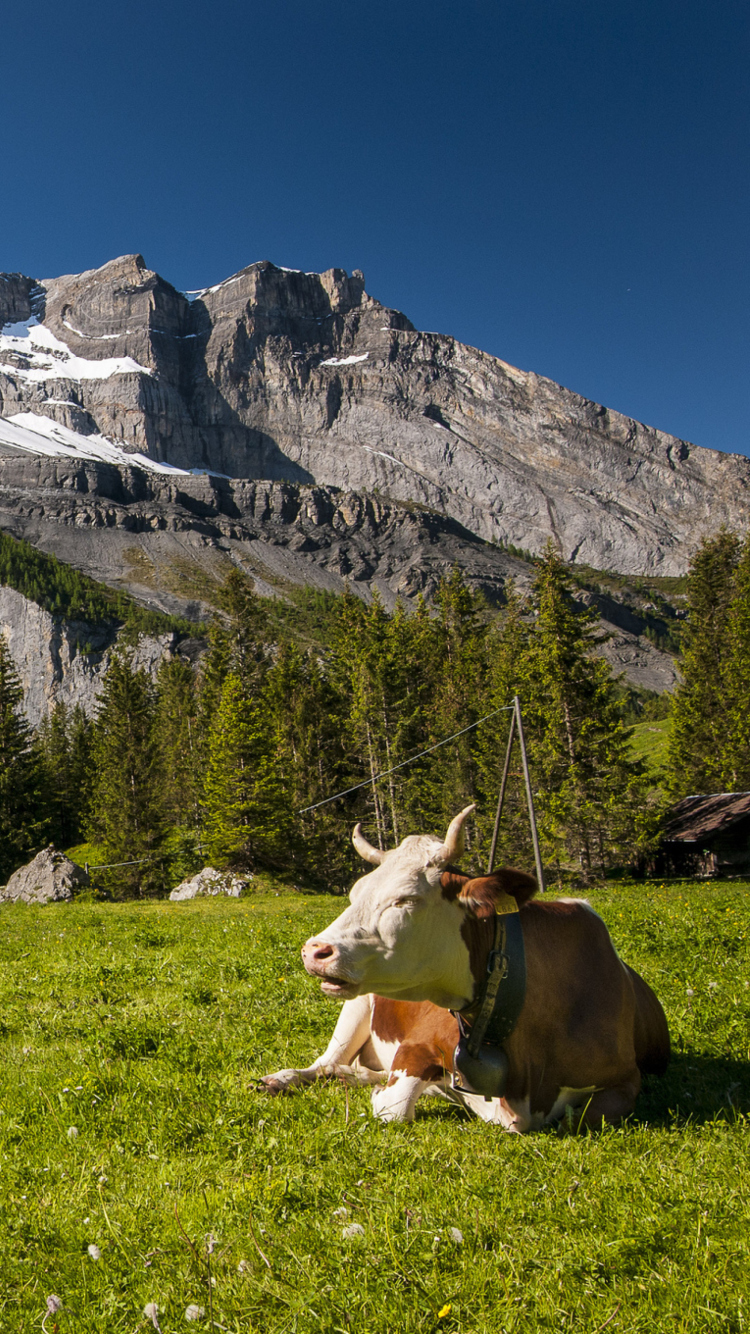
1 0 747 455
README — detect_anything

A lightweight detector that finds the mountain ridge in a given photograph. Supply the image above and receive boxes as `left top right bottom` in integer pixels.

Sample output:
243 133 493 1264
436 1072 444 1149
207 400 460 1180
1 253 748 578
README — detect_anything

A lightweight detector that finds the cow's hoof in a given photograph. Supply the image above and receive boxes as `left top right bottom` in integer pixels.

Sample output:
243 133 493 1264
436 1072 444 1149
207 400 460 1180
258 1076 292 1095
258 1069 306 1095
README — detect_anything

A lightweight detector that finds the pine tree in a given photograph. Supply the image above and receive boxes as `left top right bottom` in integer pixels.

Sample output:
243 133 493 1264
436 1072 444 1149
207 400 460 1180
0 636 44 880
474 588 537 869
35 702 93 848
87 654 165 897
523 545 648 880
155 658 201 830
722 535 750 790
203 672 288 867
667 530 740 798
262 642 353 882
196 569 271 763
422 571 489 841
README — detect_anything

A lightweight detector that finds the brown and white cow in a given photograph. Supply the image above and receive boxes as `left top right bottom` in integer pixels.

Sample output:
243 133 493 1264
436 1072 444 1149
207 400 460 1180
262 806 670 1129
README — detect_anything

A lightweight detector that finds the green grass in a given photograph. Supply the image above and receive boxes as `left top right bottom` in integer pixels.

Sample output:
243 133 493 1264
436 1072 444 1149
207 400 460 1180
629 717 672 778
0 882 747 1332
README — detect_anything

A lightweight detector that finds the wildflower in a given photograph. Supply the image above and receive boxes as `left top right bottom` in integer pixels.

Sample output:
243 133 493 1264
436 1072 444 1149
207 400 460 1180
67 1126 78 1140
98 1175 108 1185
686 988 694 997
342 1223 365 1239
42 1295 63 1334
449 1227 464 1244
438 1304 452 1318
185 1305 205 1321
87 1243 101 1260
206 1232 216 1254
143 1302 162 1331
237 1259 250 1274
332 1207 349 1218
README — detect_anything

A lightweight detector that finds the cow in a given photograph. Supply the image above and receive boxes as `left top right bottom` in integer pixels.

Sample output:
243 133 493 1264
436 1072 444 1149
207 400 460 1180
262 806 670 1130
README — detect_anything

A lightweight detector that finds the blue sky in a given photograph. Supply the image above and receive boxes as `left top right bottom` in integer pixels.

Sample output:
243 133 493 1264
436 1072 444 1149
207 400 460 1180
1 0 747 455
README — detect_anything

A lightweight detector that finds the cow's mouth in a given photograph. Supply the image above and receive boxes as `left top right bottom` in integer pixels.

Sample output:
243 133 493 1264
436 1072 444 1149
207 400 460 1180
319 975 358 998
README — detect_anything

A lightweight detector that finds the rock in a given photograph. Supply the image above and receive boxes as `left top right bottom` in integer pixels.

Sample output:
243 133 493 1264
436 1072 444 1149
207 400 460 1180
1 846 89 903
0 583 179 727
1 255 749 577
169 867 252 901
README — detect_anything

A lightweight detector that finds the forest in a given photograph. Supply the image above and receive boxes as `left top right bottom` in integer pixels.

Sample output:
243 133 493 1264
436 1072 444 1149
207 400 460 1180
0 530 747 897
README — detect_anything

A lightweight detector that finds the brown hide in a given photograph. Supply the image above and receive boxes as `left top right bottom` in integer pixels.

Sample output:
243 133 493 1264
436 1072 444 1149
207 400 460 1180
371 874 670 1118
371 999 458 1083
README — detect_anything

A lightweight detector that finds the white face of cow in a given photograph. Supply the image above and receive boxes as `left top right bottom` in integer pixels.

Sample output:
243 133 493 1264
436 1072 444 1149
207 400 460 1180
301 808 476 1011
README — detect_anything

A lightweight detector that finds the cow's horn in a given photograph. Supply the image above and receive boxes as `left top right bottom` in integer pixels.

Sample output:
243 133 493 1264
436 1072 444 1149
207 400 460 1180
431 804 475 866
352 823 386 865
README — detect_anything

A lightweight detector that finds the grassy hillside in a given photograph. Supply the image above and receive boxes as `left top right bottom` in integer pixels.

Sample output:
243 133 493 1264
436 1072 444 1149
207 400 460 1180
630 716 672 777
0 529 200 638
0 882 746 1332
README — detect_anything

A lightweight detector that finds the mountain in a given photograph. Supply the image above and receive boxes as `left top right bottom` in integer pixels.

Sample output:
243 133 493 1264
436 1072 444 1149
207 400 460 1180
1 251 741 712
2 254 748 576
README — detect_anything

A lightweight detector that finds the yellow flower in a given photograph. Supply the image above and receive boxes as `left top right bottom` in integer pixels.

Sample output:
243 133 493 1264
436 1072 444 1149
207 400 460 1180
438 1305 452 1319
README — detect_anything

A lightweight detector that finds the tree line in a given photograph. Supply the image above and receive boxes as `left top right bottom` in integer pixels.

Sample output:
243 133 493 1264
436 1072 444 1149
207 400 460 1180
0 544 669 895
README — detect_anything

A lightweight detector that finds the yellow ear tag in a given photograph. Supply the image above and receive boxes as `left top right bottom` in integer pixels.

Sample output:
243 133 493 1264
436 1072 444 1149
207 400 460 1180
494 891 519 915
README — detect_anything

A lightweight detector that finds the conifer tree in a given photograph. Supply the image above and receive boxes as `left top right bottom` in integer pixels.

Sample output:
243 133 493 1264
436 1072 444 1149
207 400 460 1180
35 702 93 848
262 642 352 881
155 658 201 830
722 534 750 790
667 530 740 798
523 544 647 879
474 589 536 868
0 636 44 880
203 672 288 867
196 568 270 760
422 571 489 839
87 654 165 897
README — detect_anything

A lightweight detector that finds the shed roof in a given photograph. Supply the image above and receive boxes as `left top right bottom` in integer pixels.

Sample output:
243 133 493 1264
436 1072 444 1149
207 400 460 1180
662 792 750 844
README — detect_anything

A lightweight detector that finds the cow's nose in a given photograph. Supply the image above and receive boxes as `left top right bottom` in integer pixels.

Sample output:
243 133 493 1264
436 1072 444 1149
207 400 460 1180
302 938 337 964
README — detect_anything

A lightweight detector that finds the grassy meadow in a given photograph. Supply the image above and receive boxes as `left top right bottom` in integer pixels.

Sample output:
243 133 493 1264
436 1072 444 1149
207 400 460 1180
0 880 748 1333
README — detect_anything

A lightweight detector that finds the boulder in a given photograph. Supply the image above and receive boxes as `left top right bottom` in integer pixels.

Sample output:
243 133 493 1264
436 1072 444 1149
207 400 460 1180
1 846 89 904
169 867 252 901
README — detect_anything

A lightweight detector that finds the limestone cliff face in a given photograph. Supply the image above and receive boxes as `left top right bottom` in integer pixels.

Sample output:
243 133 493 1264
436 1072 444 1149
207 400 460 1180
1 254 748 576
0 585 176 727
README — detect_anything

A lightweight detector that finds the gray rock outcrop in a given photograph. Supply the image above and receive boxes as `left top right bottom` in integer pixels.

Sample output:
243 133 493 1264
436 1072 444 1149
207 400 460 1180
169 867 252 900
0 584 179 726
1 846 89 903
1 253 748 577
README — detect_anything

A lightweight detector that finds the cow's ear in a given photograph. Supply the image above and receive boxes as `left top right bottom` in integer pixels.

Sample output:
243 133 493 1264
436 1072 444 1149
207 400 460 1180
458 869 538 918
440 870 469 902
491 868 538 907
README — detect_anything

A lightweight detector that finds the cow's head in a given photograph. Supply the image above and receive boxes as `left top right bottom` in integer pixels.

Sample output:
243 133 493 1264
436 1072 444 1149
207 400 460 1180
301 806 495 1010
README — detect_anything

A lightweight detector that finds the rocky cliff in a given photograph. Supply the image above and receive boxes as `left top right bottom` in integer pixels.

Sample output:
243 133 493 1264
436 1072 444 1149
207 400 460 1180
2 254 748 578
0 584 180 727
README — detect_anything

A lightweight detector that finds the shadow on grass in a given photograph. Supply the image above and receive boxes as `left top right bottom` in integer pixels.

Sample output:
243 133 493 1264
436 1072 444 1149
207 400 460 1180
407 1052 750 1130
634 1051 750 1127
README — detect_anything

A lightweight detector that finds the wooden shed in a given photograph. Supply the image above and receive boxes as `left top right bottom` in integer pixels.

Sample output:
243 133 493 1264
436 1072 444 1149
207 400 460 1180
655 792 750 877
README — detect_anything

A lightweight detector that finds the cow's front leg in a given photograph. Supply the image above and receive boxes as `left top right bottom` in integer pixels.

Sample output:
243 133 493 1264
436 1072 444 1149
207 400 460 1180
261 994 374 1094
371 1040 446 1123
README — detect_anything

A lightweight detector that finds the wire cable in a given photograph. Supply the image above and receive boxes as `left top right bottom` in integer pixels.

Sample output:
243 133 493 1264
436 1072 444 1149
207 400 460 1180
298 704 515 814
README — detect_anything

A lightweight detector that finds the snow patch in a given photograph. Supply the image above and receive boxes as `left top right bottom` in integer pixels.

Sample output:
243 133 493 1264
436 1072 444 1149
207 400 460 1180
320 353 369 367
0 412 193 475
62 319 134 341
0 320 153 382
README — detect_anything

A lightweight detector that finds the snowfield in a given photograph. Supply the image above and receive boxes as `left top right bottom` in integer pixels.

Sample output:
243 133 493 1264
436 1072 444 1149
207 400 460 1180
0 319 153 383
